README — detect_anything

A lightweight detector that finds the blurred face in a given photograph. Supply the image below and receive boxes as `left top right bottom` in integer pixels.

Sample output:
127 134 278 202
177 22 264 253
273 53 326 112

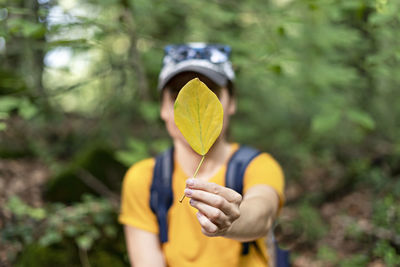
160 87 236 146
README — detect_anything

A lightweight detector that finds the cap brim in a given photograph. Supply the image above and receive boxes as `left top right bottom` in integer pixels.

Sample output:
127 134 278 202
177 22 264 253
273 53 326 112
158 65 228 91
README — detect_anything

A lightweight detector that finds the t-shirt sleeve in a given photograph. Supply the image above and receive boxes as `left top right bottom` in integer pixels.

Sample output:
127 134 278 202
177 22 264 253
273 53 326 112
242 153 285 209
118 158 158 234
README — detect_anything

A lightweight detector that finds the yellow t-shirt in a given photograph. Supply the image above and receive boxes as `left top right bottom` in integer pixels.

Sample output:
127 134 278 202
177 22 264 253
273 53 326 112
119 143 285 267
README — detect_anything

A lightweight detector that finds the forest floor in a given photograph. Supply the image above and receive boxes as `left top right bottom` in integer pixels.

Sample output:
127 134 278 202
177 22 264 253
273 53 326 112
0 158 50 265
0 157 387 266
281 188 386 267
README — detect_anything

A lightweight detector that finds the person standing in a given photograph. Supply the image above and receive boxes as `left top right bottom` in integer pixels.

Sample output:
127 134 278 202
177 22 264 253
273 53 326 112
119 43 285 267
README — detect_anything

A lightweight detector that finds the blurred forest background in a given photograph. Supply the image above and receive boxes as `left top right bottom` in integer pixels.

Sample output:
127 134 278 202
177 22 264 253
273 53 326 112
1 0 399 266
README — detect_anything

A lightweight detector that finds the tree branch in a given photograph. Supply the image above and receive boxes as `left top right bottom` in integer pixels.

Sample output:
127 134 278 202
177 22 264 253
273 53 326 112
77 169 119 209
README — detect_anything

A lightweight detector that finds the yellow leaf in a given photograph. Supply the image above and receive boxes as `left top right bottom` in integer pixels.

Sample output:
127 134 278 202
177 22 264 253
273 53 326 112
174 78 223 156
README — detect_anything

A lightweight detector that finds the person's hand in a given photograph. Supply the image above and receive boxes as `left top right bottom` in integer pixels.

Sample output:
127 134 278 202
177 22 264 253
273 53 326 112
184 178 242 237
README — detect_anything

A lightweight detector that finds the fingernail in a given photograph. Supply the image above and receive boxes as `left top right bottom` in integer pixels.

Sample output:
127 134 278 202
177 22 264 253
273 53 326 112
184 188 193 196
186 179 195 186
189 199 195 206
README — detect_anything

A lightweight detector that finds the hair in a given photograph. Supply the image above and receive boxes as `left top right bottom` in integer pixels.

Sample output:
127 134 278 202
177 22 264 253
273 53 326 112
162 71 234 100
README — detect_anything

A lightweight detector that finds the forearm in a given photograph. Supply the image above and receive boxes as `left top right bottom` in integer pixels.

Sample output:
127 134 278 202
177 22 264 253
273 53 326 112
185 179 280 241
223 185 279 242
124 226 166 267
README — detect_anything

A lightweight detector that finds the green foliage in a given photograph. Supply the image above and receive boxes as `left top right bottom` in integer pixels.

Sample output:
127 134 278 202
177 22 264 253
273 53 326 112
2 195 127 266
344 221 364 241
0 97 38 130
6 195 46 220
340 254 369 267
317 245 337 263
372 194 400 235
116 137 171 166
291 201 328 242
115 138 150 167
373 240 400 267
317 244 369 266
7 17 46 38
1 0 400 265
0 69 27 95
15 244 76 267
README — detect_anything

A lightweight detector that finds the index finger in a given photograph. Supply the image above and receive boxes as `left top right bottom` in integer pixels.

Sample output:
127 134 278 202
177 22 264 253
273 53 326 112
186 179 242 204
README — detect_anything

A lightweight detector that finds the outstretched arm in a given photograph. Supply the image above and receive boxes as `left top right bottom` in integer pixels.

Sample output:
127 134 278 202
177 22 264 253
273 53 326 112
124 225 166 267
185 179 279 242
223 185 279 241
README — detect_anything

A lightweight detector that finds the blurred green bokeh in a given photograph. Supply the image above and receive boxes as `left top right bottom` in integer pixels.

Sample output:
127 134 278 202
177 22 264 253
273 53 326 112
1 0 399 266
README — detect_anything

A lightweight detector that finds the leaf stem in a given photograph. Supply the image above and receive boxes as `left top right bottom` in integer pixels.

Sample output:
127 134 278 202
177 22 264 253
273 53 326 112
179 155 205 203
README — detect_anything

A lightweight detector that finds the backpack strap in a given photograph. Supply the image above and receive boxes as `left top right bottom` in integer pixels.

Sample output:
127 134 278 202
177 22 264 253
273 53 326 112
225 146 261 194
150 147 174 243
225 145 261 255
275 236 291 267
227 146 291 266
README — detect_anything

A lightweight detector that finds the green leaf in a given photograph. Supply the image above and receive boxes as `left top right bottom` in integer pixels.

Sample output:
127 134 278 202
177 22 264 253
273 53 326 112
29 208 46 220
174 78 223 155
317 245 337 263
19 99 38 120
104 225 117 238
7 18 45 38
347 109 375 130
76 235 93 250
64 225 79 237
311 110 341 134
115 138 149 166
6 196 25 215
0 96 20 112
139 102 159 123
39 231 62 246
0 112 9 120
